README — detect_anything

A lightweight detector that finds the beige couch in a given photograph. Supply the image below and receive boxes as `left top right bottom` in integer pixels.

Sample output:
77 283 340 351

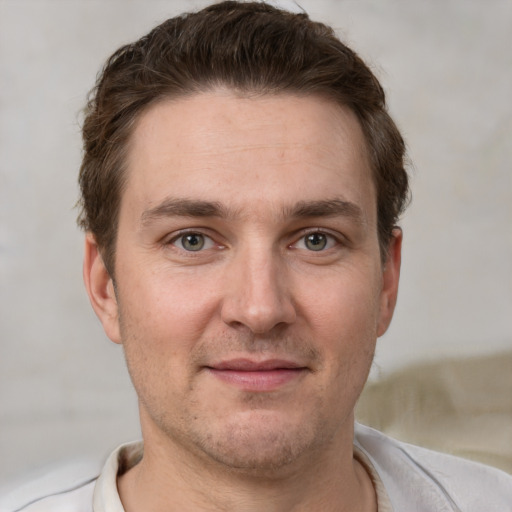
356 351 512 474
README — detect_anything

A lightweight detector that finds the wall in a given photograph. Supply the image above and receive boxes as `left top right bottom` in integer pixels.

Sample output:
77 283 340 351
1 0 511 484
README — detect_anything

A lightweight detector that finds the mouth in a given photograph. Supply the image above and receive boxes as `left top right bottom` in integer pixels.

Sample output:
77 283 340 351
205 358 309 392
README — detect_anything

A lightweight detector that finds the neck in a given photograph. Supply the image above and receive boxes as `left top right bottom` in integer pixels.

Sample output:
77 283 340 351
118 415 376 512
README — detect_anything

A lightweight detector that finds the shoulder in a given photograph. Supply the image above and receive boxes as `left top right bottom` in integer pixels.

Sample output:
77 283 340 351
354 423 512 511
0 441 142 512
0 460 100 512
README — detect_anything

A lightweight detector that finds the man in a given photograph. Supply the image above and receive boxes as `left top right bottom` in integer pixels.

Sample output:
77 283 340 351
8 1 512 511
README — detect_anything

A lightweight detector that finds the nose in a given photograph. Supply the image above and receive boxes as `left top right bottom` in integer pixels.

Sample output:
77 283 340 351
220 249 297 334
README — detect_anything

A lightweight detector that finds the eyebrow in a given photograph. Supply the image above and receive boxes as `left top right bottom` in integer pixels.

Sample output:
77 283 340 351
140 197 364 227
288 199 364 223
141 198 229 227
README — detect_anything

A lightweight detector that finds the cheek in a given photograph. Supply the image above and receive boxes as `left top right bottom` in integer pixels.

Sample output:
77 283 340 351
115 271 221 397
300 264 382 343
119 266 221 345
298 265 381 394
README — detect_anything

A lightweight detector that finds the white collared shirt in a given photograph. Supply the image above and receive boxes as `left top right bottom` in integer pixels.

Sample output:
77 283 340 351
3 424 512 511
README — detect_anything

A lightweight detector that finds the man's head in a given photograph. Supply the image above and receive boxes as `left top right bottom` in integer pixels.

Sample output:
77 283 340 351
81 0 407 480
78 0 408 277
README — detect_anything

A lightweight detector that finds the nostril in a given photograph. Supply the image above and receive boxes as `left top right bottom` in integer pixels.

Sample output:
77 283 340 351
219 257 296 332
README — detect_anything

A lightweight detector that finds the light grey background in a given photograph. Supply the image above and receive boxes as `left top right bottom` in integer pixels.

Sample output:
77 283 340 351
1 0 511 485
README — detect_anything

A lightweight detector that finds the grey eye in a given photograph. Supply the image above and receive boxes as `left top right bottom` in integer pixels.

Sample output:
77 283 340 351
304 233 327 251
170 232 217 252
180 233 205 251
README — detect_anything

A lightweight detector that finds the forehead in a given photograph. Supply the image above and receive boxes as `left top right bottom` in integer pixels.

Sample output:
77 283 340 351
123 91 375 222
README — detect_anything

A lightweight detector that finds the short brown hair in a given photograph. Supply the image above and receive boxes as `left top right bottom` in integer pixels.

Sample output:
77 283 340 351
78 0 409 275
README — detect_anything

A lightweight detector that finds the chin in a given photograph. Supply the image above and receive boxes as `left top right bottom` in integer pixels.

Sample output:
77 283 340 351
192 410 328 473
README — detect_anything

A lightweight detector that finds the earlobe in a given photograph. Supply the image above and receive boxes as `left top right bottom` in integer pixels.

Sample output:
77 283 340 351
377 228 402 337
83 234 122 344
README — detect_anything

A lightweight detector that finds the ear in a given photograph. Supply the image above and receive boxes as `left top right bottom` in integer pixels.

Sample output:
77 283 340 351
377 228 402 337
83 233 121 344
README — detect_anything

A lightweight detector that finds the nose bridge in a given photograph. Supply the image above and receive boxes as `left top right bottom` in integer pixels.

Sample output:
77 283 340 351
221 241 296 333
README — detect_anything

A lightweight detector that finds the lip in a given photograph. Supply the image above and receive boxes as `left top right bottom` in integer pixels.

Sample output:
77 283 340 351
206 358 308 392
210 358 304 371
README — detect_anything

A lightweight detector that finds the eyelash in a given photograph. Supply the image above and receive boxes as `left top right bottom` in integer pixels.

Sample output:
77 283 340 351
290 229 341 252
167 230 219 252
166 228 342 254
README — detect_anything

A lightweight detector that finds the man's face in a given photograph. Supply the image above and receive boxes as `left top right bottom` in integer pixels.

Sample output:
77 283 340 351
86 91 400 472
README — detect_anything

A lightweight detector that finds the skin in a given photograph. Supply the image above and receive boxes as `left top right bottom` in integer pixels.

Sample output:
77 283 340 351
84 91 401 511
